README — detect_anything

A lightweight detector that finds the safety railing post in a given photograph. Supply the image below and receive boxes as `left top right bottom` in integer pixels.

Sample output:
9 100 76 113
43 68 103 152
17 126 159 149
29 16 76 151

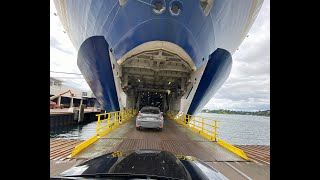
214 120 218 141
118 112 120 124
107 113 110 128
186 114 188 125
192 116 195 128
122 111 124 122
96 115 101 136
186 115 188 126
202 117 204 133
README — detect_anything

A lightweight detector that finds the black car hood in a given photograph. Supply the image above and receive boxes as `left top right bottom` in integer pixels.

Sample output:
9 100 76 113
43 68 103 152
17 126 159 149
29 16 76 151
60 149 227 179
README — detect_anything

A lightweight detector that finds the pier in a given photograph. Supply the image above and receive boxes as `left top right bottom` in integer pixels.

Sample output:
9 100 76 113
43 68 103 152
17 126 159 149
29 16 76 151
50 107 100 128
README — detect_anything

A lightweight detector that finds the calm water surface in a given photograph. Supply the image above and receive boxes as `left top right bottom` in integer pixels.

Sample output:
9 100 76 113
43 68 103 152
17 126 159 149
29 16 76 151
50 122 97 140
196 113 270 145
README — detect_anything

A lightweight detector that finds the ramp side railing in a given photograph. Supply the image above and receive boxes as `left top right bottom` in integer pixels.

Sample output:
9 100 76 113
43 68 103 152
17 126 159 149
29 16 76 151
96 109 137 137
70 109 137 157
167 111 218 141
166 111 249 160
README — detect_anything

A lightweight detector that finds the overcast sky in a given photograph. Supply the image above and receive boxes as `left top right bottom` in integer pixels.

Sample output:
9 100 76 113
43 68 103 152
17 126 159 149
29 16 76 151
50 0 270 112
203 0 270 112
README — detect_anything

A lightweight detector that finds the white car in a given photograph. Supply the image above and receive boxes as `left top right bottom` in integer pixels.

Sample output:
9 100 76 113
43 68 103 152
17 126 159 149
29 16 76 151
136 106 164 131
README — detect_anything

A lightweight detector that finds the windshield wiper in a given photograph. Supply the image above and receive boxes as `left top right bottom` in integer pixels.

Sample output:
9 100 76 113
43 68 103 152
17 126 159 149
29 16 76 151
55 173 182 179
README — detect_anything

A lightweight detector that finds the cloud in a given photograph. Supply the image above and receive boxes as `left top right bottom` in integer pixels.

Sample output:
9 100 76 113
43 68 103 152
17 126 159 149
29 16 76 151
204 0 270 111
50 36 74 55
50 0 90 91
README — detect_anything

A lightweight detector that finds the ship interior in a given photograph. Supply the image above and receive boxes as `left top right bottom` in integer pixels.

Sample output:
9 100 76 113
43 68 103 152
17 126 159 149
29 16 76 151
120 49 193 112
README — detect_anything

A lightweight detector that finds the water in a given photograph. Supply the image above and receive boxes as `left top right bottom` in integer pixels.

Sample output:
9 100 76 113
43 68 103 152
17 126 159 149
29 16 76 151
196 113 270 145
50 121 97 140
50 113 270 145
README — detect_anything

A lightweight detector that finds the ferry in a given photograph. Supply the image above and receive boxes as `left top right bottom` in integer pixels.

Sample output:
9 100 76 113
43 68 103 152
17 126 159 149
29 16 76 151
53 0 263 115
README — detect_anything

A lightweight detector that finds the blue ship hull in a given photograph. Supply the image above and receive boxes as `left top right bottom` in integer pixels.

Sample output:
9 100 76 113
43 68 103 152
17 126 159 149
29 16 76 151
54 0 263 114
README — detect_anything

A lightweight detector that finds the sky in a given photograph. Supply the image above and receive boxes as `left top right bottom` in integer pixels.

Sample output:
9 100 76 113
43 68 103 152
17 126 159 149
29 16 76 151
50 0 270 112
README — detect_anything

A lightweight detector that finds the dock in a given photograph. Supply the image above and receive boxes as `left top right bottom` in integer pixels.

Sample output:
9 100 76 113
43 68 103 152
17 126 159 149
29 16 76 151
50 107 101 128
50 111 269 179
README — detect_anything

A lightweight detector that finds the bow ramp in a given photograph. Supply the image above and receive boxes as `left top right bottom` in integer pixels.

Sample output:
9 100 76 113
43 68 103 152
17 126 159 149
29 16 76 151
51 110 269 179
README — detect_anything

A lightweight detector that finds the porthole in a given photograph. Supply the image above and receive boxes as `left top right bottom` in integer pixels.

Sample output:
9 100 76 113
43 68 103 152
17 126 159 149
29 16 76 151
169 1 183 16
151 0 166 15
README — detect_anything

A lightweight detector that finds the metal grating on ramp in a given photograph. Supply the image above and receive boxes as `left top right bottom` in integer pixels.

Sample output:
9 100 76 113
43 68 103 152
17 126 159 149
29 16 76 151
100 121 135 139
196 141 245 161
185 141 215 161
73 138 123 159
50 139 84 161
65 118 248 162
173 123 210 141
125 120 191 141
235 145 270 164
116 139 198 157
117 139 162 151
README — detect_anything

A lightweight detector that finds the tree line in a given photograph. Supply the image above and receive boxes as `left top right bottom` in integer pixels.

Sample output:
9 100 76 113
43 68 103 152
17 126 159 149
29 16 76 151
201 109 270 117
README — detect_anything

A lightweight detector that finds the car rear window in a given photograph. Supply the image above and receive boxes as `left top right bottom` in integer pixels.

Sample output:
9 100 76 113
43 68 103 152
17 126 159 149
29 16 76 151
141 108 160 114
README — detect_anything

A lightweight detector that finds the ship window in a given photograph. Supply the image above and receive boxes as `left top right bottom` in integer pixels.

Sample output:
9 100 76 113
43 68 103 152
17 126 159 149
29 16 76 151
171 5 179 13
169 1 183 16
151 0 166 14
155 3 162 11
82 92 87 96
